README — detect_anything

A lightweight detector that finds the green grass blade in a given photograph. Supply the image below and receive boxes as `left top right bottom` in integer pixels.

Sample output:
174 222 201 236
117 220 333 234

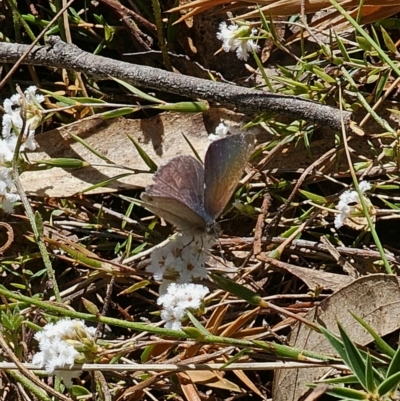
101 108 138 119
386 346 400 379
380 26 397 53
252 50 274 91
350 312 395 357
374 68 390 101
337 322 367 389
210 273 262 306
325 386 368 400
126 134 158 172
329 0 400 79
335 31 351 61
68 132 116 164
365 352 376 393
112 77 163 104
220 349 251 369
80 173 133 193
34 158 90 168
40 89 80 106
152 101 208 112
377 371 400 397
319 325 347 360
70 97 106 104
186 311 211 335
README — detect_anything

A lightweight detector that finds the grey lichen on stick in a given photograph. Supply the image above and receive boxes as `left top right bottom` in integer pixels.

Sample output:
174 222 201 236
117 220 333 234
0 36 352 131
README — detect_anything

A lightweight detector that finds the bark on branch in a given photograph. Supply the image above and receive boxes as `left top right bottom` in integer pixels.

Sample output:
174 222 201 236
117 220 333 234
0 37 352 131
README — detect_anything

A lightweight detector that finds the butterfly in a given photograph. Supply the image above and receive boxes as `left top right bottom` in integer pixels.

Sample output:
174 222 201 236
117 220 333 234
141 133 255 234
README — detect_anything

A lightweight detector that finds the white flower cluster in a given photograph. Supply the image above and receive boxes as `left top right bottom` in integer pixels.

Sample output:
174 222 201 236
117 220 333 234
158 283 210 330
147 233 214 330
32 319 96 387
335 181 372 229
217 22 260 61
147 234 212 284
209 122 229 141
0 86 44 213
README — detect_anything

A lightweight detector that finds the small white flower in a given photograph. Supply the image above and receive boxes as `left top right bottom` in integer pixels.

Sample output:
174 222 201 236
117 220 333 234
0 167 19 213
335 181 372 229
358 181 371 193
217 22 260 61
217 22 240 51
147 233 213 284
32 319 97 387
236 39 260 61
0 140 13 164
209 123 230 141
25 85 45 104
3 99 14 115
9 93 21 106
0 86 44 213
0 169 14 190
147 234 214 329
1 114 21 144
215 123 229 137
23 130 37 151
158 283 210 330
1 85 44 151
2 193 20 213
208 134 220 141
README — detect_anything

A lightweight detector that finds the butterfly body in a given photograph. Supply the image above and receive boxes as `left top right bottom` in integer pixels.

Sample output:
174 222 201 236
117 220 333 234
141 133 255 234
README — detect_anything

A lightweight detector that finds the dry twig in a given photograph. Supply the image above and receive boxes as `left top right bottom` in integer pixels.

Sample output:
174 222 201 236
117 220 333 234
0 37 352 131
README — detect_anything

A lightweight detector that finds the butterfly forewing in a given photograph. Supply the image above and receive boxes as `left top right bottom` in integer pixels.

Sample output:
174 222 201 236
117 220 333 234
140 195 207 231
141 155 212 231
204 133 255 220
144 156 204 207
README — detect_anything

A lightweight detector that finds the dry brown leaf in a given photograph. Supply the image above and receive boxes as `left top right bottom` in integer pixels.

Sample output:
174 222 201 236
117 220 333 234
171 0 400 17
222 354 266 399
185 370 244 392
171 0 400 33
206 304 230 334
177 371 203 401
303 6 400 42
259 255 353 292
231 326 268 337
238 0 400 18
219 307 261 337
24 104 399 198
170 0 227 13
23 109 245 197
273 274 400 401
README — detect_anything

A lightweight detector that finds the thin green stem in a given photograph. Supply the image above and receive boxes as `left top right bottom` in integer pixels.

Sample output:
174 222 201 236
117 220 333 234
330 0 400 79
5 0 37 41
6 371 51 401
0 286 336 362
340 68 395 134
10 96 61 301
151 0 171 70
337 86 392 274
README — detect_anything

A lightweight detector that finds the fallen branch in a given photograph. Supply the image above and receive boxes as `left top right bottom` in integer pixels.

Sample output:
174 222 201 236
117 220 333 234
0 36 351 131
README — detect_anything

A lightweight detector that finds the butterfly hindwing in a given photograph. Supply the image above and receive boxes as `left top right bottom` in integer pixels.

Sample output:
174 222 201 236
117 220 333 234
204 133 255 220
140 195 208 232
141 155 212 231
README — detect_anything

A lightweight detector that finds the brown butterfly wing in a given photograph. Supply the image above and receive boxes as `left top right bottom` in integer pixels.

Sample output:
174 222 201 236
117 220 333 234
204 134 255 220
140 195 208 232
141 155 212 231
